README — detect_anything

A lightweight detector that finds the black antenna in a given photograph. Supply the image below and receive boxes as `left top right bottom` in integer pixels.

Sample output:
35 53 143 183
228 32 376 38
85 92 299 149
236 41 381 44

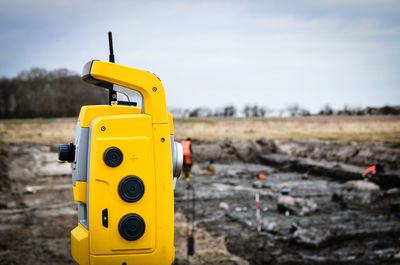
108 32 115 63
108 32 117 104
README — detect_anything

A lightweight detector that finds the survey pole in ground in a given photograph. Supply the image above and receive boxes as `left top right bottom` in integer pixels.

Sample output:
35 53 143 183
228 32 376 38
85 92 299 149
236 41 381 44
256 193 261 232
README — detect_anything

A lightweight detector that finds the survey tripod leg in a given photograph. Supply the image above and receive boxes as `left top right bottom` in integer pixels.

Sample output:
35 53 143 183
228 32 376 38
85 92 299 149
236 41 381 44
186 181 195 263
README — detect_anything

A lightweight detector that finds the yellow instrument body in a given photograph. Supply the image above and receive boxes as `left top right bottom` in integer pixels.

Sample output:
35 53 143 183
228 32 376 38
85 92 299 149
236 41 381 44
70 61 176 265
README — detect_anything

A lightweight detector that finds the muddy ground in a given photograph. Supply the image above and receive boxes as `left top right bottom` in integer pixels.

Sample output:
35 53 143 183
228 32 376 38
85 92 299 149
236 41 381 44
0 139 399 264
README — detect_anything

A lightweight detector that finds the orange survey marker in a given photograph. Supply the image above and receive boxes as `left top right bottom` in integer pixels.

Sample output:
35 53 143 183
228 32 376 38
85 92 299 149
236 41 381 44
258 173 266 180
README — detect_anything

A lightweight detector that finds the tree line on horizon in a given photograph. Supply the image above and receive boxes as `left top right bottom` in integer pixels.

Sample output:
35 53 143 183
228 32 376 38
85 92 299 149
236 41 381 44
0 68 399 119
170 104 400 118
0 68 107 118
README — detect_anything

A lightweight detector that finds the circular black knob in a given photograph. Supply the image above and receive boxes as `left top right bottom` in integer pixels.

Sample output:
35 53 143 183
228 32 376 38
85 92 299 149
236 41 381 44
119 214 145 241
58 143 75 163
103 147 123 167
119 176 145 202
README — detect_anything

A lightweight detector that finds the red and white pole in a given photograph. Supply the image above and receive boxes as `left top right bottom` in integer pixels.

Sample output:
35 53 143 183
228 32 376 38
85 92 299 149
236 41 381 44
256 193 261 232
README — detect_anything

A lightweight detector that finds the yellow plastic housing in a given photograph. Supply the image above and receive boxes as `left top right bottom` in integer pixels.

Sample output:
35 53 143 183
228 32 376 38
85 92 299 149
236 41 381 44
70 60 176 265
72 181 87 203
78 105 142 128
71 223 89 265
89 61 168 124
71 107 175 264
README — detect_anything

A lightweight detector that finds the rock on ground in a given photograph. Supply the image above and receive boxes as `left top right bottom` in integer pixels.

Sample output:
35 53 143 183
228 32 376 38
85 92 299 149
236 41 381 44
292 226 331 248
277 195 318 216
343 180 380 192
333 180 380 204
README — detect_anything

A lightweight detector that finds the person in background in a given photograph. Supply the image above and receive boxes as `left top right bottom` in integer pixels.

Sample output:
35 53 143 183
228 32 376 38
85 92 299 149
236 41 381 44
181 138 193 180
363 164 385 178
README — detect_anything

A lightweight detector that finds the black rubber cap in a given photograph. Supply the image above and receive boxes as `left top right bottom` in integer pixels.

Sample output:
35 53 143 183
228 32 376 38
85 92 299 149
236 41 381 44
119 214 145 241
103 147 123 167
59 143 75 163
118 176 145 202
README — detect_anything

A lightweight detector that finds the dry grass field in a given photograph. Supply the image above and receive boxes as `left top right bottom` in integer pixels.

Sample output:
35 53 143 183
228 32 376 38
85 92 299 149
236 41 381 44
1 115 399 143
175 115 400 142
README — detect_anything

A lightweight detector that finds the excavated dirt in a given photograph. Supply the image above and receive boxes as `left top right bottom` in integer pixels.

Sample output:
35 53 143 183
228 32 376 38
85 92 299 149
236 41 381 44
175 163 400 264
0 142 247 265
192 138 400 170
0 142 75 265
0 139 399 264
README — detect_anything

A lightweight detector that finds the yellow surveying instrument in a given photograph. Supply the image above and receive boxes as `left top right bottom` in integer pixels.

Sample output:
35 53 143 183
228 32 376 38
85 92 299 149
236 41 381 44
59 32 183 265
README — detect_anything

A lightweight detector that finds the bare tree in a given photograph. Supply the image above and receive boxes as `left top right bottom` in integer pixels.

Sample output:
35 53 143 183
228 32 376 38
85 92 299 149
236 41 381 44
259 107 266 117
223 105 236 117
287 104 300 117
0 78 15 118
251 105 259 117
189 108 201 117
319 104 334 116
299 108 311 116
242 105 270 117
243 105 251 117
0 67 107 118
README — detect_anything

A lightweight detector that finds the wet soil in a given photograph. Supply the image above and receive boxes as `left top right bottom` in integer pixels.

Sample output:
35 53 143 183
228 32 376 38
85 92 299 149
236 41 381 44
0 143 247 265
175 163 400 264
0 143 75 265
0 141 399 264
192 138 400 170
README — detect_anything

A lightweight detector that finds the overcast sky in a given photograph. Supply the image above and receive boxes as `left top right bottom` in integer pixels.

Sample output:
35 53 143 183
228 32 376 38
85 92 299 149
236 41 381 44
1 0 399 112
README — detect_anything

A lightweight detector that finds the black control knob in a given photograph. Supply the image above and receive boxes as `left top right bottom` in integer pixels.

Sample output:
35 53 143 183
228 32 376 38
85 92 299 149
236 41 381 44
119 214 145 241
58 143 75 163
103 147 123 167
119 176 145 202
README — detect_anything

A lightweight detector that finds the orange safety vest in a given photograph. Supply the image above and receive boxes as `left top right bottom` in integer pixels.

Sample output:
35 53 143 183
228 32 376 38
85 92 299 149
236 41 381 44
181 140 192 164
363 165 376 176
